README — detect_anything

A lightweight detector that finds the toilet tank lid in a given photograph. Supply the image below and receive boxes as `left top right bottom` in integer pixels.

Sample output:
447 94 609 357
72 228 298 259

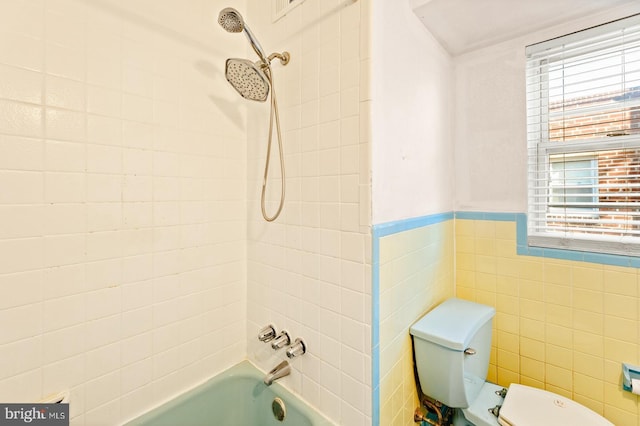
410 298 495 351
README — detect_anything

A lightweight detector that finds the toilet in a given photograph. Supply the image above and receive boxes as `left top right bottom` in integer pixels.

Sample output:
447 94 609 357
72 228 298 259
410 298 613 426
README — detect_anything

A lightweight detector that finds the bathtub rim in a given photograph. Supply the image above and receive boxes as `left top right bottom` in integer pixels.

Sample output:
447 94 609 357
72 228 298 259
120 359 335 426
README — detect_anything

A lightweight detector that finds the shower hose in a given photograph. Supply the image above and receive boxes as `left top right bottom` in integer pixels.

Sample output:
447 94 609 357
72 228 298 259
261 63 285 222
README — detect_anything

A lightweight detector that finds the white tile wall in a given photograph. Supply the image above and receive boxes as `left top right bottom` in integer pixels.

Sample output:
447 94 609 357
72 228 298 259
0 0 247 424
246 0 371 425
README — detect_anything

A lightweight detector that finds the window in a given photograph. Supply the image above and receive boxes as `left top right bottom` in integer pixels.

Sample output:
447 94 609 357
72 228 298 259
548 155 597 213
526 14 640 256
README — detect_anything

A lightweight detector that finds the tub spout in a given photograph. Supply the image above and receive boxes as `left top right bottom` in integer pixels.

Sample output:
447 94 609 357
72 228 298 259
264 360 290 386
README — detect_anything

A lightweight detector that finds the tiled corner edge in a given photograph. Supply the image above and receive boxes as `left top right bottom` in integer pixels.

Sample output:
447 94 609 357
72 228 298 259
371 211 453 426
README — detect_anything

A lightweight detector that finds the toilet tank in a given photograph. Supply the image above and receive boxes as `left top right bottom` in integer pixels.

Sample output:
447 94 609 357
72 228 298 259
410 298 495 408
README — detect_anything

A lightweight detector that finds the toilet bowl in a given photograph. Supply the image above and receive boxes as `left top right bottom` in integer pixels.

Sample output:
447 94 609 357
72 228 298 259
410 298 613 426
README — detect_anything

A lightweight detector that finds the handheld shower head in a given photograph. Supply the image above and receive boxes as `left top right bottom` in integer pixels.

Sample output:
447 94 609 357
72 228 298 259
218 7 244 33
217 7 269 64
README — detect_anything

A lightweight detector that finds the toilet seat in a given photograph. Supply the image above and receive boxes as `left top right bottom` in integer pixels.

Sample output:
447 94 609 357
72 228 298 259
498 384 613 426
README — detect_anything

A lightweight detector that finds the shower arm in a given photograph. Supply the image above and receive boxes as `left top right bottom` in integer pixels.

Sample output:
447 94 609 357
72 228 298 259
260 51 290 67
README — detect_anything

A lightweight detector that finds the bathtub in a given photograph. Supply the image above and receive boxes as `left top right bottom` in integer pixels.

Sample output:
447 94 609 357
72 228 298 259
124 360 333 426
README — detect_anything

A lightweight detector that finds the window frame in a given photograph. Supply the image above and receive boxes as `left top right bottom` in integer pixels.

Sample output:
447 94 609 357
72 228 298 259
526 14 640 257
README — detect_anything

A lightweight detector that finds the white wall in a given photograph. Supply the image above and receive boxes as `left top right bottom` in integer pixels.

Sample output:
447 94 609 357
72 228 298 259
454 3 640 213
244 1 372 425
371 0 454 225
0 1 247 424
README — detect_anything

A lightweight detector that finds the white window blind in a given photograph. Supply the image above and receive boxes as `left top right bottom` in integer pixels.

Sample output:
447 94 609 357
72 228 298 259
526 14 640 256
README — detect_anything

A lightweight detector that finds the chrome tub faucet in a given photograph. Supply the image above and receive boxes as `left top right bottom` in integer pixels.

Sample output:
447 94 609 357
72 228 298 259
264 360 291 386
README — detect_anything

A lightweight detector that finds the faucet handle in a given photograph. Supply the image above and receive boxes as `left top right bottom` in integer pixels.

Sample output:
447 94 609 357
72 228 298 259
271 330 291 350
258 324 276 342
286 338 306 358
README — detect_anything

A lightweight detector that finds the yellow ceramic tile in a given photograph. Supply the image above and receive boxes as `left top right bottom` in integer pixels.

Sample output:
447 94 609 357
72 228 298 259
496 312 519 335
604 360 624 385
573 351 604 379
496 276 518 297
495 221 516 240
456 235 475 254
497 330 518 353
544 262 572 285
456 252 475 271
604 337 638 363
520 317 545 341
604 382 638 413
546 343 572 368
545 383 572 399
520 336 545 361
475 290 496 308
520 376 544 389
604 317 638 343
520 356 545 382
380 400 392 426
495 239 517 258
573 309 603 334
496 257 520 279
456 268 475 287
497 367 519 388
379 236 395 264
487 364 497 384
496 294 518 316
572 265 604 292
380 373 393 405
604 293 638 320
574 330 604 357
475 255 497 275
603 405 635 426
603 269 637 297
475 220 496 238
520 298 544 321
573 288 604 313
476 272 497 293
391 388 403 421
379 290 394 321
456 286 476 301
379 262 394 292
455 219 475 237
574 372 604 401
519 260 544 281
573 394 604 417
497 348 519 372
475 237 496 256
546 324 573 349
546 303 572 327
545 283 572 307
519 279 544 301
545 364 573 391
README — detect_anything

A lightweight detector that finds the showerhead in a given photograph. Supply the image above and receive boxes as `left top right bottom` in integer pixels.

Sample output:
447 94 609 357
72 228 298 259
217 7 269 64
225 58 270 102
218 7 244 33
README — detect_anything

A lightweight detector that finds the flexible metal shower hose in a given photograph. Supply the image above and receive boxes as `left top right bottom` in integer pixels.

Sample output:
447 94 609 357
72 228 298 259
261 65 285 222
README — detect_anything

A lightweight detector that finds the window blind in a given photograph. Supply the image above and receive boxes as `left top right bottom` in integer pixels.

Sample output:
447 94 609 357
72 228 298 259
526 14 640 256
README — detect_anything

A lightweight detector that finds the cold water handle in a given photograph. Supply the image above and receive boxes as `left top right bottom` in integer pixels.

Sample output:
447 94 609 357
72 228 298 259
286 338 306 358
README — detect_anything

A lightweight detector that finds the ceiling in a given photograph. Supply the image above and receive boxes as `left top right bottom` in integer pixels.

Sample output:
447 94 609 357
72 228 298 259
411 0 639 56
